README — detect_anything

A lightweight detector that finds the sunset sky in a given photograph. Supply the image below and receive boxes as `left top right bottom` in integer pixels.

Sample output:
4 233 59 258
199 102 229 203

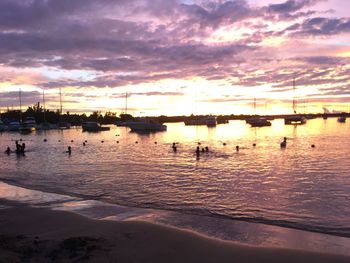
0 0 349 116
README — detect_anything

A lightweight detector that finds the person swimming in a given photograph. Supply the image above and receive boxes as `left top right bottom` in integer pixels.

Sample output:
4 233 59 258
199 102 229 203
5 147 10 155
21 143 26 154
195 146 200 157
280 137 287 148
15 141 21 154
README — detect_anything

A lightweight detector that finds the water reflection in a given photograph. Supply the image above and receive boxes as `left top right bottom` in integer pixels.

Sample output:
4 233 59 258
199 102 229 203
0 118 349 236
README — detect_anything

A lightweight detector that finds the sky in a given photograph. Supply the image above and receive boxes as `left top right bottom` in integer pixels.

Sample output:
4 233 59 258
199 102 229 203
0 0 349 116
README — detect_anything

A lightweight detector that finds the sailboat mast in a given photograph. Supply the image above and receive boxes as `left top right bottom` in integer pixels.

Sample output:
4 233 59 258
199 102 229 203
43 89 46 123
253 98 257 115
59 87 63 114
125 91 128 114
292 77 296 114
19 88 22 122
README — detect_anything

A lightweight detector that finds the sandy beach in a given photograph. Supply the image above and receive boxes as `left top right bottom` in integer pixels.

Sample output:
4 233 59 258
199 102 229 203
0 199 348 263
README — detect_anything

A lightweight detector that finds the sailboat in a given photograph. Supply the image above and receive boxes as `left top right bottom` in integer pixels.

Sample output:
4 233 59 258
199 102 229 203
246 98 271 127
58 87 71 129
284 77 306 125
18 88 36 134
114 91 134 127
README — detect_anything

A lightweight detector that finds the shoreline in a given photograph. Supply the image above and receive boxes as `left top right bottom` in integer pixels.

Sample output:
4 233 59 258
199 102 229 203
1 199 350 263
1 178 349 239
1 181 350 260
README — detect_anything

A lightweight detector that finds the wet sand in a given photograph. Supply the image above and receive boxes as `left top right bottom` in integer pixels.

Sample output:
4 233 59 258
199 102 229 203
0 199 349 263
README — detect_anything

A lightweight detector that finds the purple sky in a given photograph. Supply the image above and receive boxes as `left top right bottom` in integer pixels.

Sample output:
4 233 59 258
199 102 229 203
0 0 349 115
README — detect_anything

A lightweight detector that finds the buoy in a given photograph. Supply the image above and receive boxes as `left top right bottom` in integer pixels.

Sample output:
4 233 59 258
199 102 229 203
223 142 226 146
135 141 138 144
101 140 104 143
252 143 256 147
154 141 157 144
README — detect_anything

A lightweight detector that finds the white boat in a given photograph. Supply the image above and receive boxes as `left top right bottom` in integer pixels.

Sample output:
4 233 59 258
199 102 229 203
128 119 167 132
82 121 110 132
247 117 271 127
7 121 21 131
284 115 307 125
0 119 5 132
184 116 217 127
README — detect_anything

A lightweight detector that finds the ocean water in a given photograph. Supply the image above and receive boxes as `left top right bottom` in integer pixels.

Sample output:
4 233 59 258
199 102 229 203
1 118 349 237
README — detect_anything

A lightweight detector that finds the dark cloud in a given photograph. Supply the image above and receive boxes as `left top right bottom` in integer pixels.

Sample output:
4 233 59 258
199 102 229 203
281 17 350 36
267 0 317 13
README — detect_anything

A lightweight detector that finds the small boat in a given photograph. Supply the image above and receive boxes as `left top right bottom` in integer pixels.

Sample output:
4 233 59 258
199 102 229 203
82 121 110 132
23 117 37 130
337 116 346 123
7 121 21 131
284 77 307 125
128 118 167 132
216 118 229 124
58 121 71 129
114 120 134 127
37 122 58 130
247 117 271 127
184 116 217 127
205 116 217 127
284 115 307 125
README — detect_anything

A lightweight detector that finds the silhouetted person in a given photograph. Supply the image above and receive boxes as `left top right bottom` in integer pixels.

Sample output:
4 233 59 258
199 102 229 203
196 146 200 157
201 148 205 152
5 147 10 155
67 146 72 154
15 141 21 154
205 146 209 152
21 143 26 154
83 142 86 146
173 146 177 152
236 145 239 152
280 137 287 148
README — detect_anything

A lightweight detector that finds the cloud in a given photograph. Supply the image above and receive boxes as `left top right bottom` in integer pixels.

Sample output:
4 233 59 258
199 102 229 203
281 17 350 36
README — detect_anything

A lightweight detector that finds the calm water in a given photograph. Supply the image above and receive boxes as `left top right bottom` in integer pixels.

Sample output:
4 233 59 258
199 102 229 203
0 118 349 237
